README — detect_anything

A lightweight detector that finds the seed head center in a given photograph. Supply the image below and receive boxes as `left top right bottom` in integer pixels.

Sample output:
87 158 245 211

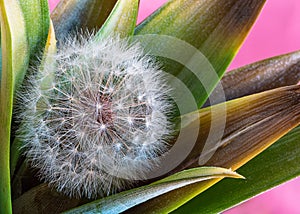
96 95 113 127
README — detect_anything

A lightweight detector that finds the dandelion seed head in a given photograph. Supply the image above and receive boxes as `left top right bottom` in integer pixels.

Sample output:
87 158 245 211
16 34 173 199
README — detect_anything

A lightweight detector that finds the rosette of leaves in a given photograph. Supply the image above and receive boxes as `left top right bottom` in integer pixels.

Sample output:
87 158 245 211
1 0 300 213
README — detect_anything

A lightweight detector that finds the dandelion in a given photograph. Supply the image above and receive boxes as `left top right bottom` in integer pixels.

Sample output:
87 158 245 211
16 35 173 199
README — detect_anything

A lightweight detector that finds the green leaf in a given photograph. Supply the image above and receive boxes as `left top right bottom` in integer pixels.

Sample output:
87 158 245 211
0 1 28 213
135 0 266 108
0 1 50 212
10 0 51 177
96 0 140 39
51 0 118 42
204 50 300 107
0 48 2 84
62 167 242 214
12 168 241 213
173 125 300 213
126 85 300 213
18 0 50 58
10 21 56 178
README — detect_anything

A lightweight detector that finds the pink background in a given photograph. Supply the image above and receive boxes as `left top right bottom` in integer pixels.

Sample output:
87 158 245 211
49 0 300 213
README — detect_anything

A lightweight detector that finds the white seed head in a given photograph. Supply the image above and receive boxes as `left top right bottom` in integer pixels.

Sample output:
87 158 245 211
16 35 173 199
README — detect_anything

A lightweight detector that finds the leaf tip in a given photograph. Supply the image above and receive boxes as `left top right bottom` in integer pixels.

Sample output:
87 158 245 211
228 169 245 180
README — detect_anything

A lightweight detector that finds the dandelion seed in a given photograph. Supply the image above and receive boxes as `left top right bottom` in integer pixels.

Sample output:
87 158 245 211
16 35 173 199
127 117 133 125
100 124 106 131
96 103 102 110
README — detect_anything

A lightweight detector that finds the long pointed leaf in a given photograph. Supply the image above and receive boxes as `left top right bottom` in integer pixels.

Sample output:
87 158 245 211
126 85 300 213
135 0 266 107
0 1 50 212
96 0 140 39
198 86 300 169
0 30 2 83
10 21 56 179
0 2 28 213
10 0 51 177
12 167 242 213
204 50 300 106
174 126 300 213
51 0 118 42
62 167 242 214
18 0 50 58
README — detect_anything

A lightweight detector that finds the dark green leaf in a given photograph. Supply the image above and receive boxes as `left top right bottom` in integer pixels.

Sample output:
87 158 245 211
18 0 50 58
173 126 300 213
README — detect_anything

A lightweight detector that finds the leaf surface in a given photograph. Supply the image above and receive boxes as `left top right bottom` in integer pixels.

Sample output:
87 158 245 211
18 0 50 58
204 50 300 106
10 21 56 179
0 1 26 211
96 0 140 39
62 167 242 214
51 0 118 42
135 0 266 108
125 85 300 213
0 1 49 212
173 126 300 213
